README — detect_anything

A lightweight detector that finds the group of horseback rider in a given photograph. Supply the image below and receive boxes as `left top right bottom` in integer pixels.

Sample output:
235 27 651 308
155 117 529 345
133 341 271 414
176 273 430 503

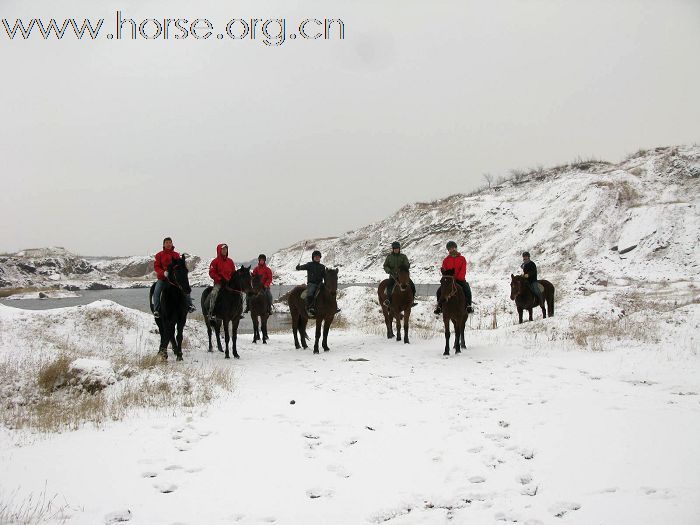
152 236 543 319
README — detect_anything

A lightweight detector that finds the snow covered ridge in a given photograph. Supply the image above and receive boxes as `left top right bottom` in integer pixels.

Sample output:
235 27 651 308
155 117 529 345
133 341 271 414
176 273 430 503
0 301 232 433
269 145 700 287
0 248 210 290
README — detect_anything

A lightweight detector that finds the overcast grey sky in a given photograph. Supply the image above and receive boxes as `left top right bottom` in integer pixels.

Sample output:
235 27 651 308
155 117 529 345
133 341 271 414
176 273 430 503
1 0 698 259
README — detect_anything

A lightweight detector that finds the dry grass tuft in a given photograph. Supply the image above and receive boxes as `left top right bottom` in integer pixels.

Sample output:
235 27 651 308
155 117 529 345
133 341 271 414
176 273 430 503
37 354 71 393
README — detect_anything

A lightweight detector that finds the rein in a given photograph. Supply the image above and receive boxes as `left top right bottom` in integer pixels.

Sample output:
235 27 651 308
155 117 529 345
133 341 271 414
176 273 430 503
441 276 458 302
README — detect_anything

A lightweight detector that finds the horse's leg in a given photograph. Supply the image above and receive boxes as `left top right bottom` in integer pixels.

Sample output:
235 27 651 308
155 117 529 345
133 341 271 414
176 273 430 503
460 316 467 349
540 299 547 319
518 306 524 324
313 317 322 354
231 319 240 359
528 307 533 322
322 318 331 352
403 308 410 344
262 314 269 344
300 316 309 349
395 311 401 342
443 316 451 356
291 309 301 349
383 308 393 339
213 322 224 354
224 320 231 359
205 319 213 352
252 314 259 344
175 317 184 361
453 319 460 353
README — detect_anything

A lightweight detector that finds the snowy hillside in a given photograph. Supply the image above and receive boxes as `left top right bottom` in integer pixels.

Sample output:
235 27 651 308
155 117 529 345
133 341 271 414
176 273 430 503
270 146 700 296
0 248 211 290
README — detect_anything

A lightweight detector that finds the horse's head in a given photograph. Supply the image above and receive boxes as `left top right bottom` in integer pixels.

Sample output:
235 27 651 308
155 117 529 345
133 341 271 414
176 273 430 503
233 265 253 293
440 268 456 300
397 265 411 291
510 274 527 300
251 272 264 293
325 268 339 295
168 256 191 294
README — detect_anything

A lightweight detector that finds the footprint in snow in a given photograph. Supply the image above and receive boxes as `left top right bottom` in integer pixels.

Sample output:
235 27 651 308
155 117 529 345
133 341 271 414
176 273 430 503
520 448 535 460
306 487 334 499
548 501 581 517
469 476 486 484
517 474 533 485
327 464 351 478
104 509 132 523
520 485 538 496
164 465 183 471
154 482 178 494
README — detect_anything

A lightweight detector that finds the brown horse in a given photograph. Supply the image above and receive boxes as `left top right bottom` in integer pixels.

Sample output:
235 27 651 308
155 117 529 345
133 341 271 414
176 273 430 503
202 266 253 359
510 274 555 324
288 268 339 353
440 269 468 356
249 273 270 344
378 266 414 343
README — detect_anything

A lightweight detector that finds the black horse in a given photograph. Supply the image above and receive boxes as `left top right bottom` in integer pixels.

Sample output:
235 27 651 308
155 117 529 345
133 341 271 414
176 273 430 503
249 273 271 344
510 274 555 323
149 256 191 361
202 266 253 359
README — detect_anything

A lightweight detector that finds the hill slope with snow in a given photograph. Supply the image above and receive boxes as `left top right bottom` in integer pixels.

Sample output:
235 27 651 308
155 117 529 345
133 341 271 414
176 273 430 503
270 145 699 291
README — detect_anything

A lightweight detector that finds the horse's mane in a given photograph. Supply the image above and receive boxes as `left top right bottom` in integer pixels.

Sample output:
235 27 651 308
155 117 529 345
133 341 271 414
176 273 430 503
442 269 455 276
398 265 410 272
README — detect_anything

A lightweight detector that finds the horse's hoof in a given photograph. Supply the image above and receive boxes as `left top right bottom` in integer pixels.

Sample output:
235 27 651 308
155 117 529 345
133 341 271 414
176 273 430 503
176 355 183 361
313 349 319 354
404 340 410 344
455 349 461 354
207 349 213 353
234 355 240 360
323 347 329 352
443 351 450 356
218 348 224 353
302 345 308 350
225 355 230 359
295 344 301 349
263 340 267 344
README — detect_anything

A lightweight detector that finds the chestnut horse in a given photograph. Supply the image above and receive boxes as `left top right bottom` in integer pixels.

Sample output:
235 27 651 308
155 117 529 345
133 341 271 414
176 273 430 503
288 268 339 353
377 266 414 343
440 269 468 356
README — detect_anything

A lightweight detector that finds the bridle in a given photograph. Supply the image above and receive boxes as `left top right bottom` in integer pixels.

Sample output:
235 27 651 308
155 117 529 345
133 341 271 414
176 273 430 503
440 275 457 301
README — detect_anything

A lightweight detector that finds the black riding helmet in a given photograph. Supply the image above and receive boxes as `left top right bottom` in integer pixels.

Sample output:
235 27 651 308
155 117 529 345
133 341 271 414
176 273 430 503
391 241 401 249
446 241 457 249
312 250 322 259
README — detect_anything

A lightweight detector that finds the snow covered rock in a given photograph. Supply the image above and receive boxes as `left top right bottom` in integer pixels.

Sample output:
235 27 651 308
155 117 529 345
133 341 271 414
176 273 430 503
67 358 117 393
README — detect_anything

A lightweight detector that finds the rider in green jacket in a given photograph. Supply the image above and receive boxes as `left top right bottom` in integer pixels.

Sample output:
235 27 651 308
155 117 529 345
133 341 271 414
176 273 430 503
382 241 417 306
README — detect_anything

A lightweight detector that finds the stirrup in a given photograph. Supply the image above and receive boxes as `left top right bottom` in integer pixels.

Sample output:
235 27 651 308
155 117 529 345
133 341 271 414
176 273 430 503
153 311 160 318
382 299 390 307
434 306 442 315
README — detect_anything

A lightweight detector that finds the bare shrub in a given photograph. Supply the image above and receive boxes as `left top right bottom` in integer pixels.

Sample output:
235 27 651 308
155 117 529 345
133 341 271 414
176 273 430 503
0 486 70 525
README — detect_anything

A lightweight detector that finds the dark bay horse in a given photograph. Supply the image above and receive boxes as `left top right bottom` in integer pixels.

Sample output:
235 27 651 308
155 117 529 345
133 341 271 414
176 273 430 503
288 268 339 353
440 269 468 356
202 266 252 359
249 273 271 344
510 275 555 324
378 266 414 343
149 256 191 361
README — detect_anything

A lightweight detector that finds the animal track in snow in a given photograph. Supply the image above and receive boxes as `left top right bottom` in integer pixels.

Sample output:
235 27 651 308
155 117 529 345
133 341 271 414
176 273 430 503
141 471 158 478
104 509 132 523
469 475 486 484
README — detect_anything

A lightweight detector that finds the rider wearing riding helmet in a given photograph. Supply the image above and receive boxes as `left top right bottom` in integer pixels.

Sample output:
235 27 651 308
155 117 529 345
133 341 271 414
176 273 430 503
520 251 544 305
382 241 417 307
296 250 326 316
153 236 195 318
246 254 274 315
434 241 473 314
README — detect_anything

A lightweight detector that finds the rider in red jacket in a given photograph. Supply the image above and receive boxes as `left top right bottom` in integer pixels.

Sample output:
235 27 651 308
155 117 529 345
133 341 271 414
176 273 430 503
246 254 274 315
434 241 473 314
153 237 195 317
205 243 237 321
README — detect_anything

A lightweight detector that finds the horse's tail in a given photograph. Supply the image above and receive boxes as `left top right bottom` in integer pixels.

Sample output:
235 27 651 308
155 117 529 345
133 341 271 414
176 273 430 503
544 281 554 317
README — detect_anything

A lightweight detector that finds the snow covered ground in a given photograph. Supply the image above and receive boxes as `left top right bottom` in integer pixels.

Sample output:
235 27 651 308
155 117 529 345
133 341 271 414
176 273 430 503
1 289 698 524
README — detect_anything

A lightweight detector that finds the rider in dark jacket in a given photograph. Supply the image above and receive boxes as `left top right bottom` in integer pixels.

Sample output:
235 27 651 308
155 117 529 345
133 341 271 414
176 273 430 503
520 251 544 304
382 241 417 306
296 250 326 315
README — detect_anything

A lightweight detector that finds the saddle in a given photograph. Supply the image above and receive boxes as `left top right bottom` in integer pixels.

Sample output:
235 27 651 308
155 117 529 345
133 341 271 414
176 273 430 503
300 287 320 301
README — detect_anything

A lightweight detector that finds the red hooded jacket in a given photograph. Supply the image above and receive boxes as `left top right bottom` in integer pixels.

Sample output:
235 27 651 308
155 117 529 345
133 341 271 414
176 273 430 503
209 244 236 284
441 253 467 281
252 263 273 288
154 246 180 281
